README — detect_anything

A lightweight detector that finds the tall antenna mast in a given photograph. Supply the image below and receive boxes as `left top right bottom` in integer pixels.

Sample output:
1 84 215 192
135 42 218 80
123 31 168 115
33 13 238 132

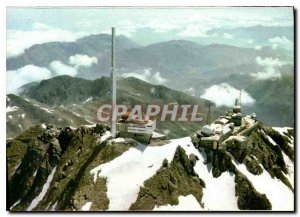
239 90 242 106
111 27 116 138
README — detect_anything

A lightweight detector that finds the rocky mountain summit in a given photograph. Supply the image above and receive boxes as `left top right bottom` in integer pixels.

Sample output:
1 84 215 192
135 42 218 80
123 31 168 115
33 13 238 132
7 119 294 211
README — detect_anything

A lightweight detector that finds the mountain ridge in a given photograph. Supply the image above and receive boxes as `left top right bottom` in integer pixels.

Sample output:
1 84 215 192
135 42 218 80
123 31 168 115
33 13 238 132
7 121 294 211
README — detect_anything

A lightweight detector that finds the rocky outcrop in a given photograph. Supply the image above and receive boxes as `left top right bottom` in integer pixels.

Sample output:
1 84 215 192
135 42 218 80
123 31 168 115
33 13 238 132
191 122 294 210
8 124 63 211
234 172 272 210
263 127 294 162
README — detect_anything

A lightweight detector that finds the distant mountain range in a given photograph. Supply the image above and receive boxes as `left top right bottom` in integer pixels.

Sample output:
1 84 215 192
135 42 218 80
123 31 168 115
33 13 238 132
7 34 140 71
208 25 293 45
6 26 294 211
7 32 292 79
6 31 294 128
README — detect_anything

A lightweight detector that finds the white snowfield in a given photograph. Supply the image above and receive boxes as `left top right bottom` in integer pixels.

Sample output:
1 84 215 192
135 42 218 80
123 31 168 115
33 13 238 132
154 195 203 211
90 137 238 211
90 132 294 211
90 137 188 210
273 127 292 137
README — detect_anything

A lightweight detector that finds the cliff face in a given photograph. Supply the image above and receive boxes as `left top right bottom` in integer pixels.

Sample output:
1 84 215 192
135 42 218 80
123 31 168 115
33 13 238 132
7 123 294 211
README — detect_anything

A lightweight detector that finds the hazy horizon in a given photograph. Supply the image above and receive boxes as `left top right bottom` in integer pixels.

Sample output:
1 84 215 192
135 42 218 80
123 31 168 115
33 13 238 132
7 7 294 58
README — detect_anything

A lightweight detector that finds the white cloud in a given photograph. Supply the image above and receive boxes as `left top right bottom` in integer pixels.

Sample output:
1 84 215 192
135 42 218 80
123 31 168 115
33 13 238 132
49 61 78 77
268 36 293 50
251 56 287 80
145 19 178 33
7 22 87 58
251 69 281 80
6 9 294 59
69 54 98 69
7 60 81 94
7 8 293 53
183 87 196 96
32 22 51 30
254 45 262 50
256 56 286 68
178 24 210 38
201 83 255 107
7 65 52 94
152 72 167 84
223 33 233 39
121 69 167 85
244 39 254 44
99 20 141 38
271 43 278 50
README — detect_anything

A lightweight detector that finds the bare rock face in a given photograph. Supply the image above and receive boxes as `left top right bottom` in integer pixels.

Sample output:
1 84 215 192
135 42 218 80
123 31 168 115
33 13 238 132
8 124 63 211
235 172 272 210
244 156 263 175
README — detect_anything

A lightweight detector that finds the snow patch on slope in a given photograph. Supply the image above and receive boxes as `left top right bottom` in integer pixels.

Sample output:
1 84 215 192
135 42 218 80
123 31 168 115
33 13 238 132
89 134 294 211
27 167 57 211
282 152 294 188
98 131 111 144
154 195 203 211
33 104 53 113
50 202 58 211
232 162 293 211
273 127 294 147
10 199 21 210
83 97 93 104
180 142 239 211
90 137 189 210
90 137 239 211
6 106 19 113
81 202 92 211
